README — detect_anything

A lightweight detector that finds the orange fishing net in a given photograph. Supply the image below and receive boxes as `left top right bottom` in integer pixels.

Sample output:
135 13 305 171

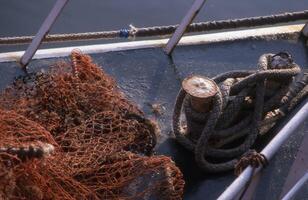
0 51 184 200
59 111 157 157
1 51 142 136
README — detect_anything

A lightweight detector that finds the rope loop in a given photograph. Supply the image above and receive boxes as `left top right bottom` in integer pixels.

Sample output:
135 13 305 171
234 149 268 176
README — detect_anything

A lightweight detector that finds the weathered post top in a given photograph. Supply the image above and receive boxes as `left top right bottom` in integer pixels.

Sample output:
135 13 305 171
182 75 218 112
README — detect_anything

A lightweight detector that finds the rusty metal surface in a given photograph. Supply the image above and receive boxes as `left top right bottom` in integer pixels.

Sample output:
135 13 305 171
0 37 307 199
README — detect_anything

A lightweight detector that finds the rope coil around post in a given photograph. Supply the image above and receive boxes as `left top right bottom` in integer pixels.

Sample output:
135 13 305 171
173 52 308 173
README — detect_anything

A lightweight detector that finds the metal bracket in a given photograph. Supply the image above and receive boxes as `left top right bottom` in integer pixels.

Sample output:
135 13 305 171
164 0 206 55
20 0 69 69
302 22 308 37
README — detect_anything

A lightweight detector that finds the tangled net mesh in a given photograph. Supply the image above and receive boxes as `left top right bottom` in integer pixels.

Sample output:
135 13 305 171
1 51 143 136
0 51 184 200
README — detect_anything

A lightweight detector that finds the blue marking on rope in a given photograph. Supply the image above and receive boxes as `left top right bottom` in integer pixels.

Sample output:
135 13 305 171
119 29 129 38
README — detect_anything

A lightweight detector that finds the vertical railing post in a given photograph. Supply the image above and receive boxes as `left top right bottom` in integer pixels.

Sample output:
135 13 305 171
302 22 308 37
20 0 69 69
164 0 206 55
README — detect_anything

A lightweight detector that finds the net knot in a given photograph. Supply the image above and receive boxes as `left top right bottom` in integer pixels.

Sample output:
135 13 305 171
234 150 268 176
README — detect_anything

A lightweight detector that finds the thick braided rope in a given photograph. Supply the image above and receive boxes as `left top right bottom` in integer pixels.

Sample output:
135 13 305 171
173 52 305 173
137 10 308 37
0 10 307 45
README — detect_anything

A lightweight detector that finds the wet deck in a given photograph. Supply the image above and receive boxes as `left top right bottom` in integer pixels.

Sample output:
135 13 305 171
0 36 307 199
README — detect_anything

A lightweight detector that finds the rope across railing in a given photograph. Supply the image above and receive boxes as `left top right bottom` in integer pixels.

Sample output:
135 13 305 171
0 10 307 45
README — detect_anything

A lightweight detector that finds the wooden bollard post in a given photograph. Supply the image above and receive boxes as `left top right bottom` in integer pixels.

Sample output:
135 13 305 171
182 75 218 113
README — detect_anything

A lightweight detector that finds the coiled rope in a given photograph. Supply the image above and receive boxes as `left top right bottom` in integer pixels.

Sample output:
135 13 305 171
0 10 307 45
172 52 308 173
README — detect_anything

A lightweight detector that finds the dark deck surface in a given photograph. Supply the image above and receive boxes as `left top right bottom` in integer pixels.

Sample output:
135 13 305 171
0 36 307 199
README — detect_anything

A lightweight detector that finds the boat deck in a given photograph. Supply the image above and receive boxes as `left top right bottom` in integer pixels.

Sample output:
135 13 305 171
0 35 307 199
